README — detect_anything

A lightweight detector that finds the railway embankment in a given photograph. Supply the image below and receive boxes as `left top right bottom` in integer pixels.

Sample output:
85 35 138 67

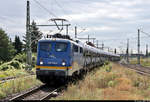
52 62 150 100
0 76 42 100
0 53 42 100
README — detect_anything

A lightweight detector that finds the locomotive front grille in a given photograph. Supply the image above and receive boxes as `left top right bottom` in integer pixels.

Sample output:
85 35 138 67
36 69 66 76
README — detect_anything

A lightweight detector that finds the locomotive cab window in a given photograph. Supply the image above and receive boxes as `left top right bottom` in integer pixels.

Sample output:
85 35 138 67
55 43 68 52
40 43 51 52
73 44 78 53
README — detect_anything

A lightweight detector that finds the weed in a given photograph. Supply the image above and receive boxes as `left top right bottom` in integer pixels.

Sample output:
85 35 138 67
0 90 6 99
0 76 42 99
0 69 31 79
115 77 132 91
108 80 117 87
130 57 150 67
105 65 112 72
53 62 150 100
104 61 109 65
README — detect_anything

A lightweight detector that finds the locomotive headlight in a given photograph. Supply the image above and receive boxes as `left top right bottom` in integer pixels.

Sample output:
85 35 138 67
40 61 43 65
62 62 66 66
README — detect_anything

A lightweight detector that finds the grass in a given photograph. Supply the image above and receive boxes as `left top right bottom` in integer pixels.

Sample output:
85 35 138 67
130 57 150 67
0 76 42 99
52 62 150 100
0 53 40 100
0 69 32 79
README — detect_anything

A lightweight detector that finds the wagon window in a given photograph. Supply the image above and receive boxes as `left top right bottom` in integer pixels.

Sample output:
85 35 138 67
73 44 78 52
40 43 51 52
55 43 68 52
80 47 83 53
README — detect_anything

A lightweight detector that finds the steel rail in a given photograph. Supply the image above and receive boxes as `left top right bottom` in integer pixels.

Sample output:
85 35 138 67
9 84 45 101
120 63 150 77
40 88 59 100
9 84 64 101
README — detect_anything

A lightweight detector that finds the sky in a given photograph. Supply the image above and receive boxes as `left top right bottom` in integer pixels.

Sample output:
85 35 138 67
0 0 150 54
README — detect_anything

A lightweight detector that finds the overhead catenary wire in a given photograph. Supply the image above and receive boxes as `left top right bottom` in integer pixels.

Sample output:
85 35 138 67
101 35 149 42
33 0 57 18
141 30 150 38
54 0 70 18
32 0 86 38
53 0 83 30
32 0 77 36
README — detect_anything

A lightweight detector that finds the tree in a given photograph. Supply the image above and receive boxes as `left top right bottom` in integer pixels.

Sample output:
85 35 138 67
23 20 42 52
0 28 16 61
13 35 22 54
30 21 42 52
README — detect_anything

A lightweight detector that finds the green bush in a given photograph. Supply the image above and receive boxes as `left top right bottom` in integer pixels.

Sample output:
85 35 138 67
0 61 4 65
104 61 110 65
0 53 37 71
21 64 26 69
13 53 26 63
0 60 21 71
10 60 21 69
0 64 13 71
0 66 2 70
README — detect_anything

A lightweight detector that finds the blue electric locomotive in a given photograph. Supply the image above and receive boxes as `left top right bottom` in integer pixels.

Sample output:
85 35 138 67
36 36 120 84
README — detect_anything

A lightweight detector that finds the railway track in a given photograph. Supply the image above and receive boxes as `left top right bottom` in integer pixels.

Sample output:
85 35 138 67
120 63 150 76
9 84 64 101
3 64 104 101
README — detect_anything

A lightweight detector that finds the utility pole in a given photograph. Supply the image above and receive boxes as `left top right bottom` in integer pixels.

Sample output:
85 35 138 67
66 25 69 35
146 44 148 57
137 29 140 64
26 0 32 70
93 39 95 44
97 40 98 48
114 48 117 54
88 35 89 42
75 26 77 38
127 39 129 63
102 42 104 50
131 49 133 55
108 47 109 52
77 37 96 44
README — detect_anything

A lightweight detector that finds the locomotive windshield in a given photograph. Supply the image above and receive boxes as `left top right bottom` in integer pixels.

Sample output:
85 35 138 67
55 42 67 52
40 42 51 52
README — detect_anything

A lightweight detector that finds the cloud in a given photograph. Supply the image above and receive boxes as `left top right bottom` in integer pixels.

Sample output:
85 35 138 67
0 0 150 53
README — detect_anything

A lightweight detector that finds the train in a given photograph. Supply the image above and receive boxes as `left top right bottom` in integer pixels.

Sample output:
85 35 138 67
36 34 120 84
